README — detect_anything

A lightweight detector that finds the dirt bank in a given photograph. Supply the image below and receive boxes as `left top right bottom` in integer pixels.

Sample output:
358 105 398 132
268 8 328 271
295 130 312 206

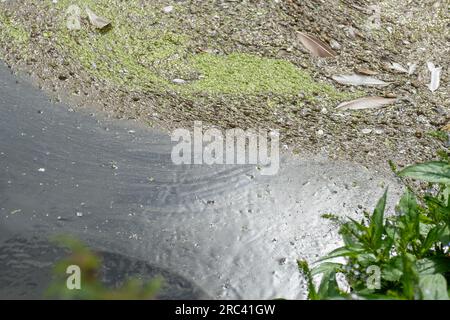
0 0 448 168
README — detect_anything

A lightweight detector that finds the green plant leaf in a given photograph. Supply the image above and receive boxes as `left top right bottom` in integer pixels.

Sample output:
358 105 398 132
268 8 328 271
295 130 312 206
395 190 421 252
340 221 364 247
420 225 448 254
399 161 450 184
397 190 419 227
419 274 449 300
355 253 377 266
311 262 343 276
302 157 450 300
400 253 419 299
297 260 319 300
368 190 387 250
317 270 342 299
316 246 365 262
417 257 450 276
382 257 403 282
423 195 450 223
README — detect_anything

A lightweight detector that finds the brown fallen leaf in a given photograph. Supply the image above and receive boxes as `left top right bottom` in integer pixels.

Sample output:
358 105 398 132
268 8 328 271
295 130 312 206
355 67 378 76
86 7 111 29
336 97 397 111
442 124 450 132
296 31 337 58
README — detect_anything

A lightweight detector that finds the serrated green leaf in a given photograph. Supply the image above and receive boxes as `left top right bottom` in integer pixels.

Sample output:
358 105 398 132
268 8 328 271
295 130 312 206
315 246 365 262
311 262 343 276
400 254 419 299
369 190 387 250
382 266 403 282
297 260 319 300
317 270 341 299
399 161 450 184
356 253 377 266
421 225 447 254
397 190 419 227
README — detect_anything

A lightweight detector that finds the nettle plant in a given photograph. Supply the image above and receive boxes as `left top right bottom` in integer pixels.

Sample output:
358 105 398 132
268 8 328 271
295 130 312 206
299 160 450 300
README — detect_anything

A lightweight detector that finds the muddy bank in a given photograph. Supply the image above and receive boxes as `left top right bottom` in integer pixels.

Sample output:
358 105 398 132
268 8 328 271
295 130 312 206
0 0 448 169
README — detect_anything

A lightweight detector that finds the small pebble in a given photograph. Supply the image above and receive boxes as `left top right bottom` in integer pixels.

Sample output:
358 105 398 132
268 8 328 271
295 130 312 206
329 39 341 50
172 78 186 84
163 5 173 13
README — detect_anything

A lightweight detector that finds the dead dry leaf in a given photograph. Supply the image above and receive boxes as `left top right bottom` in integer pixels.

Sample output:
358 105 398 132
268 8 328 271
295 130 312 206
336 97 397 111
407 63 417 75
441 124 450 132
390 62 409 73
427 62 442 92
296 31 336 58
86 7 111 29
332 74 389 86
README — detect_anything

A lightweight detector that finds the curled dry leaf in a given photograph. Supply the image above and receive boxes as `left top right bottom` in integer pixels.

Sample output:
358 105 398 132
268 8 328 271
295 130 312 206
296 31 337 58
441 123 450 132
427 62 442 92
332 74 389 86
390 62 409 73
336 97 397 111
391 62 417 75
86 7 111 29
407 63 417 75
